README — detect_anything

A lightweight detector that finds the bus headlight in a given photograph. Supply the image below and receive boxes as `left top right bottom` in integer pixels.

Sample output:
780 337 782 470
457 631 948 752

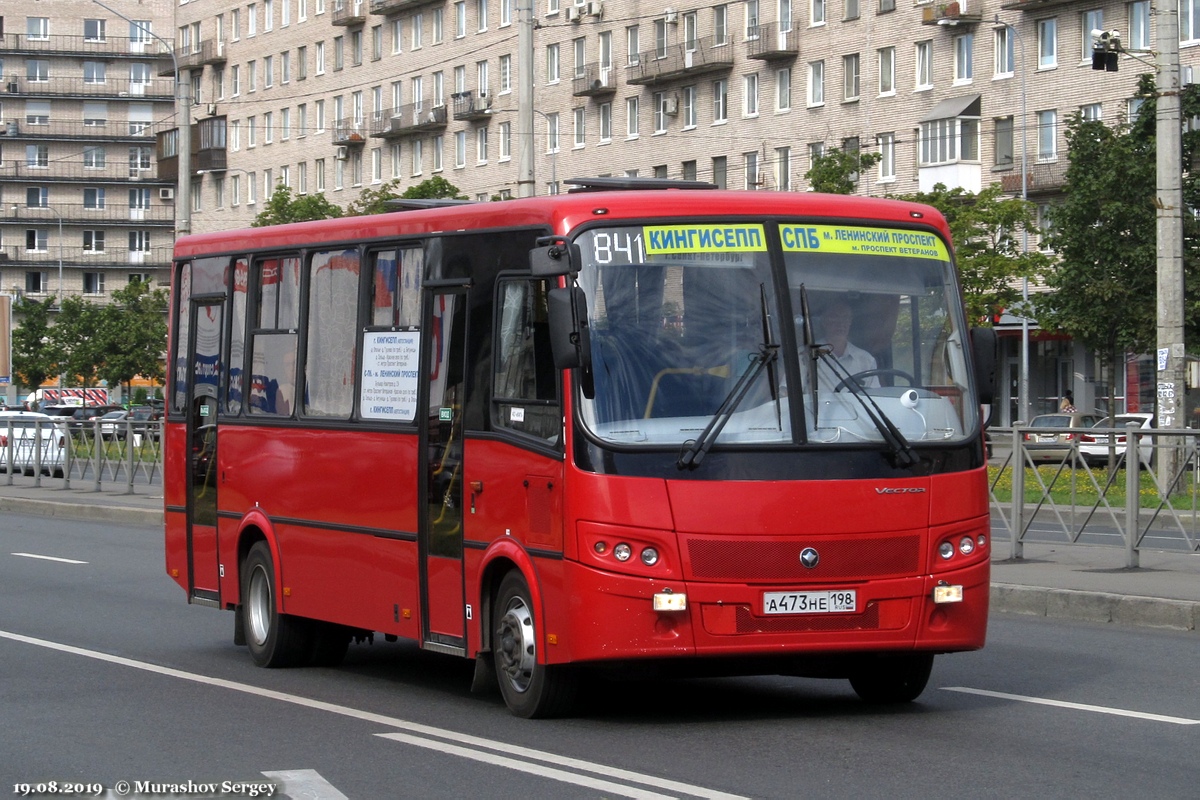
640 547 659 566
959 536 976 555
613 543 632 562
938 541 955 560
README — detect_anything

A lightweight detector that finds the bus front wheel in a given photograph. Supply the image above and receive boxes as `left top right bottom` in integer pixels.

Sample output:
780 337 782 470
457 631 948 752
241 542 313 668
493 571 578 718
849 653 934 704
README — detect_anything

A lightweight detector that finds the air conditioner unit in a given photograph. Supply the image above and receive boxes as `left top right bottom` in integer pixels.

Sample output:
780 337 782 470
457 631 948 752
159 187 175 200
664 8 678 23
566 5 582 21
664 96 679 115
587 0 603 16
335 145 349 160
206 103 217 116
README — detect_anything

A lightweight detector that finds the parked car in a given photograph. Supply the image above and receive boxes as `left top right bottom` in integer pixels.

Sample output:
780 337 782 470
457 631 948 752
98 410 131 441
1023 411 1103 463
0 411 66 477
127 405 163 441
1078 413 1155 468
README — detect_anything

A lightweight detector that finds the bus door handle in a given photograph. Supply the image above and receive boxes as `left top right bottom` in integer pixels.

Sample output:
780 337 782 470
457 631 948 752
469 480 483 514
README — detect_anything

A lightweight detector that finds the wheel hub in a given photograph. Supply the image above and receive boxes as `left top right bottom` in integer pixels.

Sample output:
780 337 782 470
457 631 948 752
496 598 535 693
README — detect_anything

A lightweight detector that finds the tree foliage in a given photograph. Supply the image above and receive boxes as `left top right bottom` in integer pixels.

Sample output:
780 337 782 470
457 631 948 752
1036 75 1200 390
804 147 883 195
345 176 468 216
53 296 108 387
251 185 344 227
893 184 1050 326
11 296 59 390
96 280 169 392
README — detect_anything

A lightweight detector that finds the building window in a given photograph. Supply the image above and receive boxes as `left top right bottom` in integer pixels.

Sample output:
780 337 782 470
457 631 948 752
744 151 759 190
712 155 727 188
713 79 728 122
1036 109 1057 161
954 34 973 82
915 40 933 89
878 46 894 95
776 67 791 110
83 230 106 253
994 27 1014 77
599 102 612 141
807 60 824 106
574 107 586 146
994 116 1014 167
1081 10 1104 61
1081 102 1102 122
682 86 697 128
1037 18 1057 69
83 272 105 295
877 132 895 182
920 117 979 165
843 53 859 101
627 96 640 137
775 146 791 191
743 73 759 116
1130 1 1151 51
653 91 668 133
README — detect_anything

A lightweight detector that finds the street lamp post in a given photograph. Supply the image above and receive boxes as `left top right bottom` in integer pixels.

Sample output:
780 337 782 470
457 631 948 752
995 16 1031 426
531 109 559 194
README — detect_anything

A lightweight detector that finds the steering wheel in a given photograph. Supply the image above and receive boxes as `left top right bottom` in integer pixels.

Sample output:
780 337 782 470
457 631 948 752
833 368 917 392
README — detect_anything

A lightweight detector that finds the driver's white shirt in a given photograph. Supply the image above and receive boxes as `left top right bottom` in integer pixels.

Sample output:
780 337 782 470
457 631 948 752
816 342 879 390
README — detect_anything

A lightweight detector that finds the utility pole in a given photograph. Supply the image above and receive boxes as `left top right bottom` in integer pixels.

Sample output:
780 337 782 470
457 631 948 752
516 0 535 197
1155 4 1185 488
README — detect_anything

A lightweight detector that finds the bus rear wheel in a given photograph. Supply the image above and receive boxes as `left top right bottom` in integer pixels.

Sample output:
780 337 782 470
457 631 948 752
241 541 313 668
849 653 935 704
493 571 578 719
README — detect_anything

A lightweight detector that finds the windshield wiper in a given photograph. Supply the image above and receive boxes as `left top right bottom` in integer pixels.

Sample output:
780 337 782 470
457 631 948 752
814 350 919 468
677 342 778 470
798 284 820 430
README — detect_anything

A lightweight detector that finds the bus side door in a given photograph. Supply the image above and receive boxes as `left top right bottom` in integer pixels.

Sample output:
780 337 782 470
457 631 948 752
420 287 468 652
185 298 224 604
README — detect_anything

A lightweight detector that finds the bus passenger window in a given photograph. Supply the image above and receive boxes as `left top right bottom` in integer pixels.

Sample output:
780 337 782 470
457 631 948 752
493 280 561 442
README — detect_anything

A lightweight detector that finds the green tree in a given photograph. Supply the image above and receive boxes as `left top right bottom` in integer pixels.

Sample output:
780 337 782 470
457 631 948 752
52 296 107 387
96 280 169 397
804 147 883 195
11 296 59 392
1036 75 1200 414
894 183 1050 326
251 184 344 227
346 176 468 215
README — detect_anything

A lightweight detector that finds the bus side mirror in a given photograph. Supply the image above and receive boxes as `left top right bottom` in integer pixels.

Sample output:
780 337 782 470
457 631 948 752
971 327 998 405
547 286 591 371
530 238 576 277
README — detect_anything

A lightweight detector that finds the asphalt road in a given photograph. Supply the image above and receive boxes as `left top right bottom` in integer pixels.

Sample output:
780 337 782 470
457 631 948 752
2 512 1197 799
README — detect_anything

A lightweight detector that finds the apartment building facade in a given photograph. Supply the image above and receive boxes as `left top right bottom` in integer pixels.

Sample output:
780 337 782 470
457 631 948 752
0 0 177 306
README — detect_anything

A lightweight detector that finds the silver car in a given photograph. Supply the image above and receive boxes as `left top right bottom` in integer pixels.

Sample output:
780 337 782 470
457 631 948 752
0 411 67 477
1023 412 1103 464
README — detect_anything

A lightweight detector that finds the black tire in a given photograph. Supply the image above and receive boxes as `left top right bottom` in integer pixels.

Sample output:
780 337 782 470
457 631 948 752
493 571 578 718
849 653 935 704
240 542 313 667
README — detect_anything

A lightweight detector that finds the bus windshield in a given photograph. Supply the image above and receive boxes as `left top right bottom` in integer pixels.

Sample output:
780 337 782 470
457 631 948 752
573 222 976 450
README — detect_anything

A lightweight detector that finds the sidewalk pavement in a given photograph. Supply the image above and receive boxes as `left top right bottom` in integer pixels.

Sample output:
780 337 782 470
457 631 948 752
2 481 1197 633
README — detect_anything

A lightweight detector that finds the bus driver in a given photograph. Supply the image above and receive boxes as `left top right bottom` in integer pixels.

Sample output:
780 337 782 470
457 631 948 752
815 299 879 391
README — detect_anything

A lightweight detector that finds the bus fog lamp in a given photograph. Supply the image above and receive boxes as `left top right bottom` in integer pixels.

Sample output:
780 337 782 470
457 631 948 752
593 541 608 555
977 534 987 548
938 541 955 560
640 547 659 566
653 591 687 611
958 536 975 555
614 543 632 562
933 583 964 604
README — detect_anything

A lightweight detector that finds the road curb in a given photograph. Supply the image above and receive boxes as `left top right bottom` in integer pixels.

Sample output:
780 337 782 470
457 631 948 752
991 583 1200 632
0 496 162 527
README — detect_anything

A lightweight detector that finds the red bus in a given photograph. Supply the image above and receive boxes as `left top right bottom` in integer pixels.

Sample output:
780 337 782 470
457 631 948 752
165 178 996 718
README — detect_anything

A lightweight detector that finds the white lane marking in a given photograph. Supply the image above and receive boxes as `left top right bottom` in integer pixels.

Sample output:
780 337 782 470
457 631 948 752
377 733 674 800
12 552 88 565
942 686 1200 725
260 769 349 800
0 629 745 800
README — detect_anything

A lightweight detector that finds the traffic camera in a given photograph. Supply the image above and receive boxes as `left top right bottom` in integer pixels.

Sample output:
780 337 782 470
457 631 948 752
1092 29 1121 71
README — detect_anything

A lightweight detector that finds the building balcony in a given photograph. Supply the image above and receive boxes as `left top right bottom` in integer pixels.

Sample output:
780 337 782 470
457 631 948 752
921 1 984 24
2 204 176 226
452 91 493 121
997 159 1068 195
332 0 368 26
4 75 173 101
998 0 1078 10
745 24 800 61
332 117 371 146
0 33 173 60
156 118 227 182
173 39 227 70
626 36 734 86
0 245 173 269
0 119 164 142
0 162 164 184
573 63 619 97
368 103 448 138
369 0 442 15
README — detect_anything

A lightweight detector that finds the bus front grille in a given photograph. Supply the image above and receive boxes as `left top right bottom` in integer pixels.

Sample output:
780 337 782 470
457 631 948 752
685 535 922 581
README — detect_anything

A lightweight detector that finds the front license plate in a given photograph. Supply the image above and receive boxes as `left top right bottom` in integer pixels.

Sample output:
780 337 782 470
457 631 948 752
762 590 857 615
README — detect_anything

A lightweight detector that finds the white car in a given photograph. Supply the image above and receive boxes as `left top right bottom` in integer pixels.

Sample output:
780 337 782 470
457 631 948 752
0 411 67 477
1078 413 1154 468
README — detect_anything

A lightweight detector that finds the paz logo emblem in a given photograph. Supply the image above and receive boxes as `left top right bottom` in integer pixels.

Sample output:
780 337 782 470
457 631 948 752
799 548 820 569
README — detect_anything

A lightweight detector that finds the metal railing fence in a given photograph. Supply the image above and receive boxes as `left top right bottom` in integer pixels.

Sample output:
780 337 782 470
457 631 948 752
988 423 1200 566
2 417 162 494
